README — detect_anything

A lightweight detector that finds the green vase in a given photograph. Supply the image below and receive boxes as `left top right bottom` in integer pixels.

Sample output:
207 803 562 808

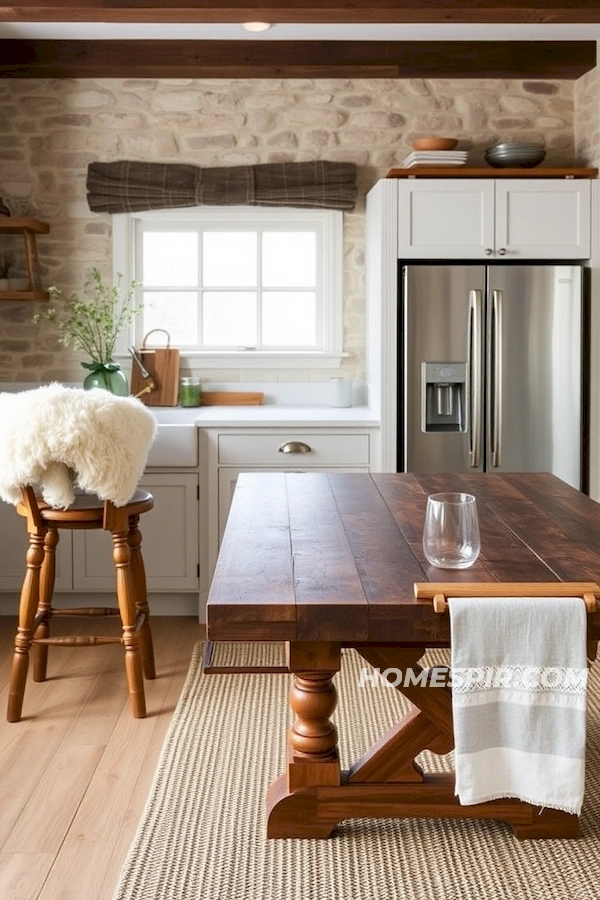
82 361 129 396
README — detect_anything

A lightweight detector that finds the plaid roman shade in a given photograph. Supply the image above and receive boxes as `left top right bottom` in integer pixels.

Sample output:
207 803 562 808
86 160 357 213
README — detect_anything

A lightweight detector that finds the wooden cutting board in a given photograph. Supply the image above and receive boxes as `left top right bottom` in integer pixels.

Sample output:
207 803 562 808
130 330 180 406
201 392 264 406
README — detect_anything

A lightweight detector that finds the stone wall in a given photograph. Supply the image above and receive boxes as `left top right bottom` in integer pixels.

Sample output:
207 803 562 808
0 76 578 385
575 65 600 166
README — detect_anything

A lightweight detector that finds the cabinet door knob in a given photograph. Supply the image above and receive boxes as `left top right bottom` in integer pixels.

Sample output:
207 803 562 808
278 441 312 454
485 248 493 256
498 247 507 256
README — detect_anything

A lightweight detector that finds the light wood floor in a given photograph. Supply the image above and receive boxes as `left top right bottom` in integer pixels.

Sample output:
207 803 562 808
0 614 203 900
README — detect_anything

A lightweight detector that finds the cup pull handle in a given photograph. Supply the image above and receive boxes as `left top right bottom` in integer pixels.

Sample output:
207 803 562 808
278 441 312 454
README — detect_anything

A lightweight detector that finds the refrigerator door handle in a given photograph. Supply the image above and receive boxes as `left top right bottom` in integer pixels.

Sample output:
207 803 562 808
468 289 483 467
490 289 504 467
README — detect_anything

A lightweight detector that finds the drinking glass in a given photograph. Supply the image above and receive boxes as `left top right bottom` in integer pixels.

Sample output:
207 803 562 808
423 492 481 569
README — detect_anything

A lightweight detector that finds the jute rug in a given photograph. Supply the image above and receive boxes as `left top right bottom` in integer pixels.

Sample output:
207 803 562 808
114 644 600 900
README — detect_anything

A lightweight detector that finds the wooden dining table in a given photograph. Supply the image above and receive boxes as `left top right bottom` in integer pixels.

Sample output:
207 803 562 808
206 471 600 840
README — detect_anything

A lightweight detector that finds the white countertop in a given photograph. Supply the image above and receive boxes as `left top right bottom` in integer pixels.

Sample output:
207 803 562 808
0 383 380 428
152 404 379 428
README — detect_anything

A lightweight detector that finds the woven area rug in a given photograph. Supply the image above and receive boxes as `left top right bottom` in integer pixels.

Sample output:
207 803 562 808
114 644 600 900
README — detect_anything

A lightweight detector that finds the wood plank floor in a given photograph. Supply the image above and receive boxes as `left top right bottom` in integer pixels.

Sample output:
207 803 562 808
0 614 203 900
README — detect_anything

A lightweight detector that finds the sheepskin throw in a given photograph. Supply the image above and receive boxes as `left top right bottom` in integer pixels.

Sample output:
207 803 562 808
0 383 156 509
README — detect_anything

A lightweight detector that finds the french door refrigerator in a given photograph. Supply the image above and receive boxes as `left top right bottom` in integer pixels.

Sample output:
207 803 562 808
398 263 586 490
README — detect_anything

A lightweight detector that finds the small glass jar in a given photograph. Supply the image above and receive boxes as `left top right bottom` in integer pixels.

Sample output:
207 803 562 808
179 376 201 407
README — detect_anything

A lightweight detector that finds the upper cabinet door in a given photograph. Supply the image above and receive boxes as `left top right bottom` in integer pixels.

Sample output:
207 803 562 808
397 180 495 259
396 177 592 261
495 180 591 260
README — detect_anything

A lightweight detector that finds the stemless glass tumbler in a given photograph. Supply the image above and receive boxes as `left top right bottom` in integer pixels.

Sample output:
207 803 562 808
423 492 481 569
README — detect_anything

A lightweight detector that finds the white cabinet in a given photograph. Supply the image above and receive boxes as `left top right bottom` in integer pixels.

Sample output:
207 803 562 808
397 178 591 260
72 473 200 592
494 181 590 259
398 179 494 259
0 500 72 592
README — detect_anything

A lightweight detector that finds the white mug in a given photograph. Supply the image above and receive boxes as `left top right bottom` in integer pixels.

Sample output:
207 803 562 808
329 377 353 408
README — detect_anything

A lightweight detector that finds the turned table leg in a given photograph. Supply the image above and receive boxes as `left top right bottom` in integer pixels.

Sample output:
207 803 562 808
267 641 341 837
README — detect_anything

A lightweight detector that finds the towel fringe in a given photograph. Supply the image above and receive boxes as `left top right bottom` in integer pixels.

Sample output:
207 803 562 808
455 789 582 816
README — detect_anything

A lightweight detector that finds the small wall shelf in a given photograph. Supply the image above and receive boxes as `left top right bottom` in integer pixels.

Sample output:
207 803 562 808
0 215 50 300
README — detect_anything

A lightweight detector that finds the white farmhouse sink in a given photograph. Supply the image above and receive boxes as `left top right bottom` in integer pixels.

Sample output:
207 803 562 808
146 412 198 467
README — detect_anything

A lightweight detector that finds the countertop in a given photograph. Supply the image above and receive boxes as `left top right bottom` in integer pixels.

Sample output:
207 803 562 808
151 404 379 428
0 383 380 428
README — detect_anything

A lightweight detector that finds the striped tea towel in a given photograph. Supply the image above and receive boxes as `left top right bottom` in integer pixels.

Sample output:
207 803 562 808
449 596 588 814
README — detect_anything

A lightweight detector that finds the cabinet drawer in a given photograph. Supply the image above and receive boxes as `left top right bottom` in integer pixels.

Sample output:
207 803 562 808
218 432 370 467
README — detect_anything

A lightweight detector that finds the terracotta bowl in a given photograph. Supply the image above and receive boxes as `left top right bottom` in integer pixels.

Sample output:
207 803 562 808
412 137 459 151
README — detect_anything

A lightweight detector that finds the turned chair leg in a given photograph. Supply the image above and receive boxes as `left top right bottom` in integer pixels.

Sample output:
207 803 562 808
33 526 58 682
7 529 46 722
128 514 156 680
111 527 147 718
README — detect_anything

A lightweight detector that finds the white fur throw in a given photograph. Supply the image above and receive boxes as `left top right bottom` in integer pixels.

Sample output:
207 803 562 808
0 383 157 509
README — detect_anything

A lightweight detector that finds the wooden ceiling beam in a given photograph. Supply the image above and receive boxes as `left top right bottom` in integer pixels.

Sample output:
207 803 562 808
1 3 600 26
0 39 594 79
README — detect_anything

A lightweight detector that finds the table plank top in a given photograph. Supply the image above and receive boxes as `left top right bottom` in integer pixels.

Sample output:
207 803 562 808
206 472 600 644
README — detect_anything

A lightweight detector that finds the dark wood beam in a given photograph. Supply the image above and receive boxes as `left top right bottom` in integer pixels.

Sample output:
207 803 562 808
0 39 595 79
1 2 600 26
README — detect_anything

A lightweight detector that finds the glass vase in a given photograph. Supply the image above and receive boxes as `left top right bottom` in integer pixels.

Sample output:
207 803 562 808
82 361 129 396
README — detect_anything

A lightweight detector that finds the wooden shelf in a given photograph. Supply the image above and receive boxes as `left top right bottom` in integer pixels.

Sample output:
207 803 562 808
0 290 50 301
0 215 50 298
387 167 598 179
0 216 50 235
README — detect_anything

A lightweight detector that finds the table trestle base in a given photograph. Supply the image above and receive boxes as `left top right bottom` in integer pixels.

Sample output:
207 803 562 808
267 773 581 840
268 643 583 840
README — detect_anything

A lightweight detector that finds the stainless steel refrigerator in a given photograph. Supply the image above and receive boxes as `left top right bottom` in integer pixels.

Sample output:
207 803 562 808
398 263 587 490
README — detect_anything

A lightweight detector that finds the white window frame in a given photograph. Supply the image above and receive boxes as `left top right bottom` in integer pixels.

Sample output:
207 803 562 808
112 206 346 368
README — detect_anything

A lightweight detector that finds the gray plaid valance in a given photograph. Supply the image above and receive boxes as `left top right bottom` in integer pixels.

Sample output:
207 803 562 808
86 160 357 213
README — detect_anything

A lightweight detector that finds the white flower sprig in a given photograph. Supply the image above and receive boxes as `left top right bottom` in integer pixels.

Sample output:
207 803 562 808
34 268 142 364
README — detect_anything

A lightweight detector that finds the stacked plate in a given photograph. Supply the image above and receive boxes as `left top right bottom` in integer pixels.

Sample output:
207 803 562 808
403 150 469 169
484 142 546 168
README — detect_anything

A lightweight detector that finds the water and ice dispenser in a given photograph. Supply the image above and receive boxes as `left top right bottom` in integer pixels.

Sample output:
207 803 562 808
421 362 467 433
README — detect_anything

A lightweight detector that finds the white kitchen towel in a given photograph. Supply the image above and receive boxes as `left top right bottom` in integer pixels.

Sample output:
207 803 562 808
449 595 588 814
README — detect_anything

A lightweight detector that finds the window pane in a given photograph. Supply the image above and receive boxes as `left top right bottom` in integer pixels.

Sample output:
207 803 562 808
143 233 198 286
203 292 257 347
142 291 199 346
203 232 257 287
262 292 316 346
262 232 316 288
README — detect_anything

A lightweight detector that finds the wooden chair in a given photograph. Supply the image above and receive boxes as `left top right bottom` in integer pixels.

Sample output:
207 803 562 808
7 485 155 722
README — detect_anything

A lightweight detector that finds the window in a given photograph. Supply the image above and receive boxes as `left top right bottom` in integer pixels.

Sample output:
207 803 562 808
113 206 344 368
